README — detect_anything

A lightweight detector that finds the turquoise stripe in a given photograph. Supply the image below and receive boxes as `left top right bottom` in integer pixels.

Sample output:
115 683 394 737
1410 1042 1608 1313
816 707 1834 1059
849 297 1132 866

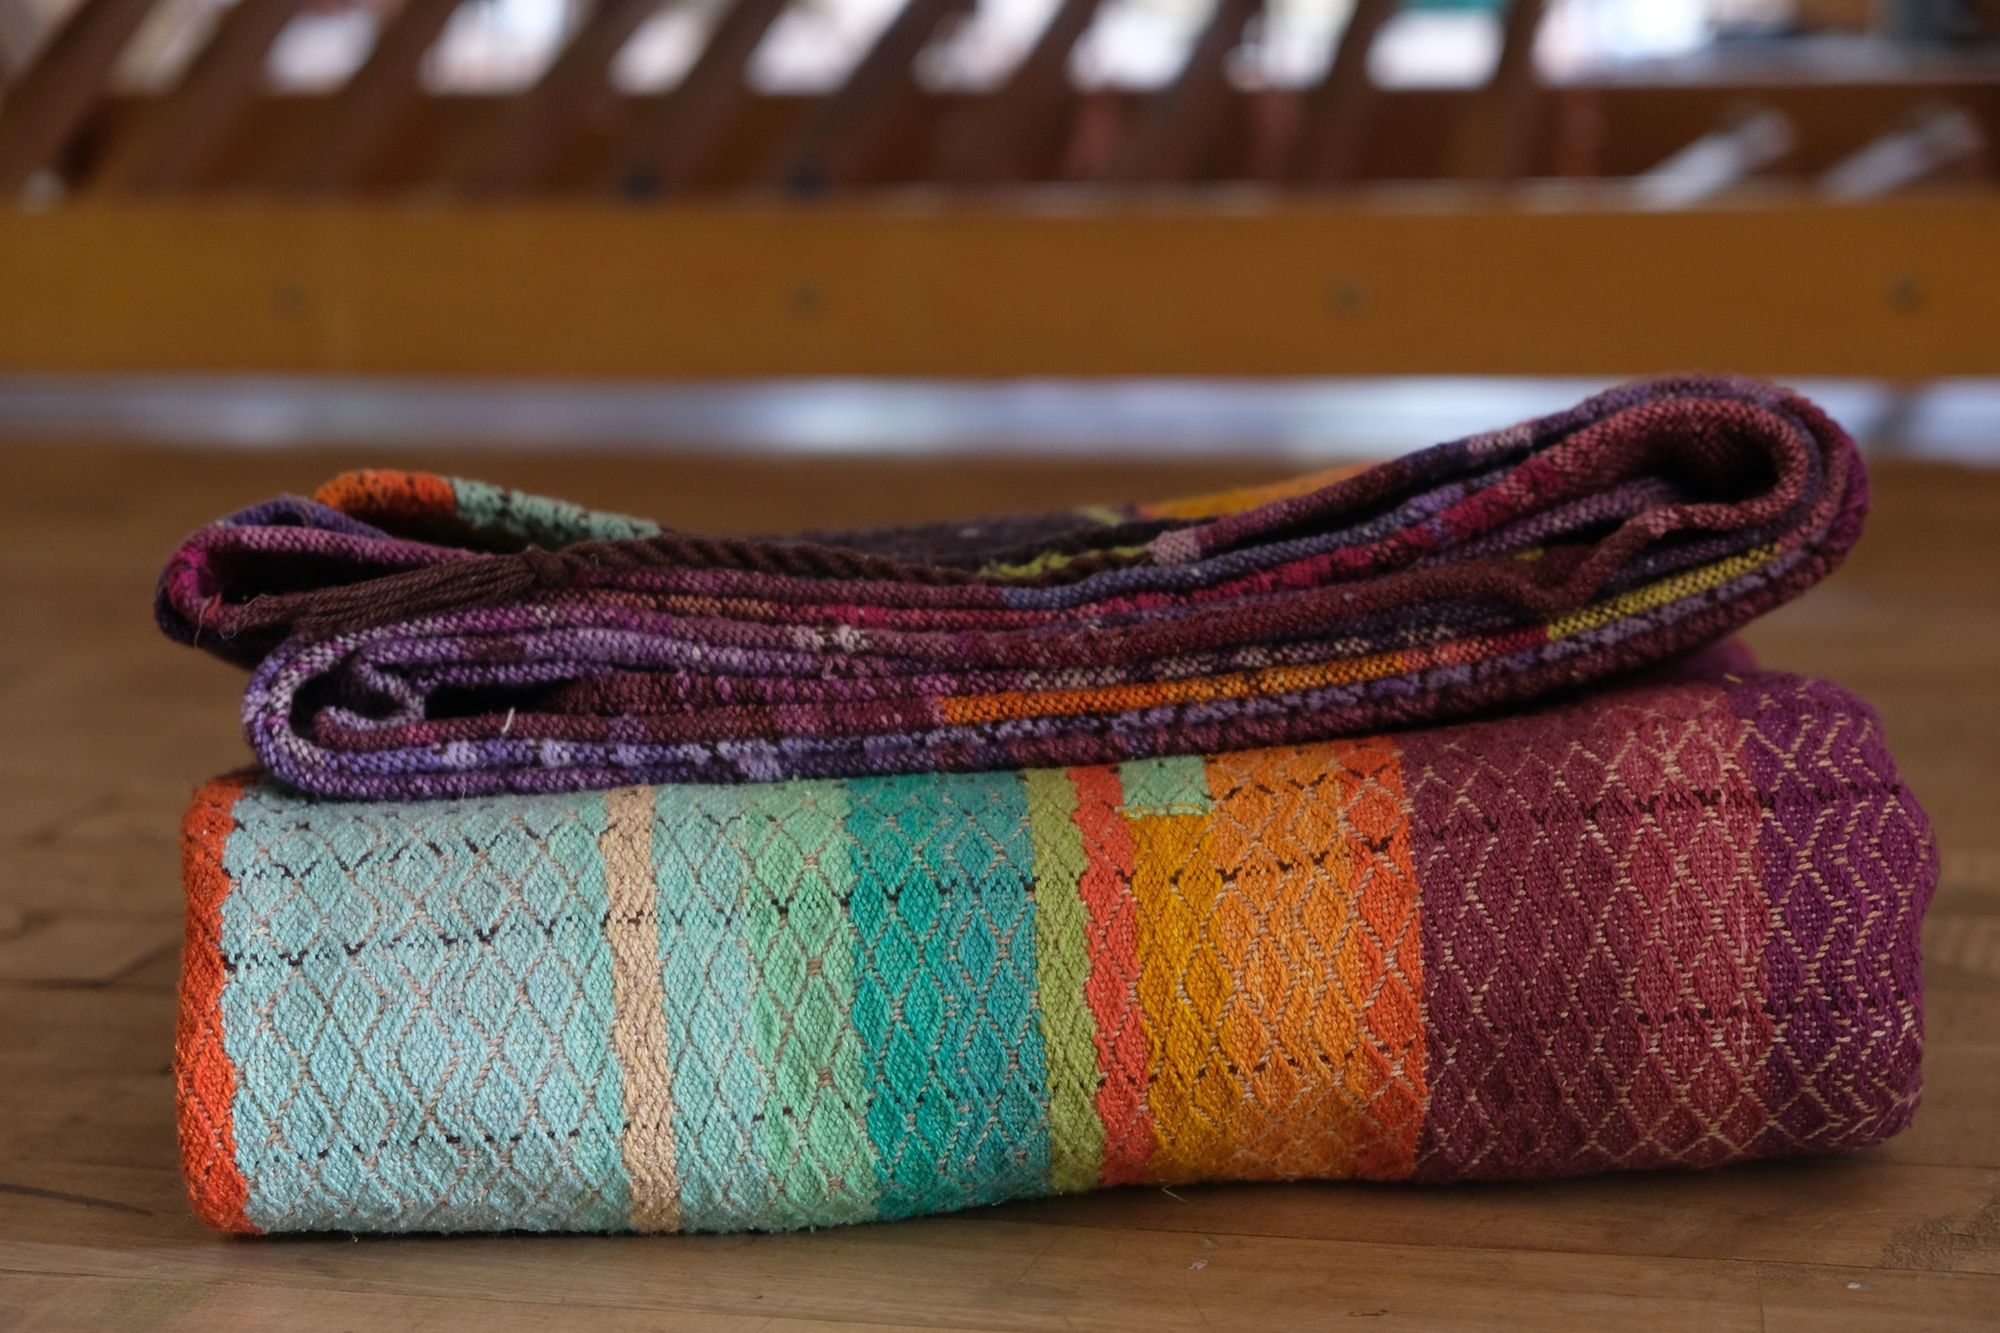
220 786 631 1232
846 770 1051 1220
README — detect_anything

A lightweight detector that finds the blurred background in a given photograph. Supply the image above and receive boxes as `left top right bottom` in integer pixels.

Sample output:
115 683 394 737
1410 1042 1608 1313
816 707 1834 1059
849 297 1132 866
6 8 2000 1323
0 0 1993 463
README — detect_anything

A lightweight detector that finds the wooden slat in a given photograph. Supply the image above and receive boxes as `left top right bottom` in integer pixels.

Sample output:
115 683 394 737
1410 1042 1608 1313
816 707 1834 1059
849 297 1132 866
772 0 972 192
1633 105 1794 209
1822 103 1989 200
68 71 2000 193
0 0 160 195
1449 0 1548 182
0 4 47 88
604 0 790 195
298 0 466 192
465 0 671 194
1285 0 1395 184
90 0 306 194
1104 0 1260 184
0 195 1995 378
935 0 1105 185
1056 83 1123 180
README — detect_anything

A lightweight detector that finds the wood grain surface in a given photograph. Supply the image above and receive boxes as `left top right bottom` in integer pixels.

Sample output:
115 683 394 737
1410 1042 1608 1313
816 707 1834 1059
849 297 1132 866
3 200 1997 381
0 443 1994 1330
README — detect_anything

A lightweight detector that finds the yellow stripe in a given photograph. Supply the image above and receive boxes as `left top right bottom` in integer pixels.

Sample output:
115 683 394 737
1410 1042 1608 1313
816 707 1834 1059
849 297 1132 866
1547 543 1779 639
600 785 682 1231
946 546 1784 724
979 542 1154 579
1122 756 1236 1182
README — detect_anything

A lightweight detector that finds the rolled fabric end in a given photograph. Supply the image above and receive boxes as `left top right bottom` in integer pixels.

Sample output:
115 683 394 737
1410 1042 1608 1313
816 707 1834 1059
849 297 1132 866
175 773 259 1236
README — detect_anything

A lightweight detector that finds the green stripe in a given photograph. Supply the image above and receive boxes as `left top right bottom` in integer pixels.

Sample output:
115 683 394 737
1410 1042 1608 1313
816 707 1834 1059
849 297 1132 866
1118 754 1214 817
449 476 662 546
653 781 877 1230
745 781 877 1227
1023 768 1105 1193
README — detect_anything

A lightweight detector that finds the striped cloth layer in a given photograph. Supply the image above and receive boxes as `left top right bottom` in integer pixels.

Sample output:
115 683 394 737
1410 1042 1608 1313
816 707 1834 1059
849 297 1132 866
176 650 1936 1234
155 376 1867 801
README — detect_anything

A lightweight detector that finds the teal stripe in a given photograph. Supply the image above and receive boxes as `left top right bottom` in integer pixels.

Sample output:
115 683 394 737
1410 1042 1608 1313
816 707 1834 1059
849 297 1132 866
220 785 631 1232
846 770 1051 1220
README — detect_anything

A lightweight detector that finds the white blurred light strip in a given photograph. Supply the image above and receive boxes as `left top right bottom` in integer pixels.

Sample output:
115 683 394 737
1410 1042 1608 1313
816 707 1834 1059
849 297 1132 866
0 375 1953 459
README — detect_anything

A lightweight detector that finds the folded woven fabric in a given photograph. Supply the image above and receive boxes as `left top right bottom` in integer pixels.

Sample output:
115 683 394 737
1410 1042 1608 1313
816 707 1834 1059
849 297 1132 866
176 648 1935 1234
156 376 1866 800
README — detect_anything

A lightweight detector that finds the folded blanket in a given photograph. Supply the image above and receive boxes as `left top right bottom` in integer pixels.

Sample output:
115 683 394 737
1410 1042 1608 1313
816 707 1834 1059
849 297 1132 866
156 376 1866 801
176 650 1935 1234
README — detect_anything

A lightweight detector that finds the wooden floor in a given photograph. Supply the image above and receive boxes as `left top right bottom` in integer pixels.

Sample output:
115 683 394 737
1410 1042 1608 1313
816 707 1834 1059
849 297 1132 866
1 443 1996 1331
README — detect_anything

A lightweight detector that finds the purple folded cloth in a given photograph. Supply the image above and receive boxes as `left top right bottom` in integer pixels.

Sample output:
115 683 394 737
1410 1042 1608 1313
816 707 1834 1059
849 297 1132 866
156 375 1867 800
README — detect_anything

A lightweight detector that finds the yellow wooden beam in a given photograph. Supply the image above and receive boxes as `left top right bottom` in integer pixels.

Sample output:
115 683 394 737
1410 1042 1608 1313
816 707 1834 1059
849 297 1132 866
0 195 1993 379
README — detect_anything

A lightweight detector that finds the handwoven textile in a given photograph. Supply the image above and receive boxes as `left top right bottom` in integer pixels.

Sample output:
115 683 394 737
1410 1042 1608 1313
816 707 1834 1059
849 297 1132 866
156 376 1867 800
176 652 1936 1234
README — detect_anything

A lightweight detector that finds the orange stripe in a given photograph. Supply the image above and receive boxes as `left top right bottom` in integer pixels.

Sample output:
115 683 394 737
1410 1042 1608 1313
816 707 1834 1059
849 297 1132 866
937 617 1563 727
176 774 257 1233
939 652 1410 727
1200 739 1426 1180
312 469 457 526
1203 744 1358 1177
1332 736 1426 1178
1138 463 1370 520
1069 765 1153 1185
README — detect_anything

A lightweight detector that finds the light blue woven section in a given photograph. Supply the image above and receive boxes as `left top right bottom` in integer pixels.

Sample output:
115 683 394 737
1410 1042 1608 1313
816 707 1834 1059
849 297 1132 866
219 785 632 1232
846 770 1052 1220
651 784 773 1229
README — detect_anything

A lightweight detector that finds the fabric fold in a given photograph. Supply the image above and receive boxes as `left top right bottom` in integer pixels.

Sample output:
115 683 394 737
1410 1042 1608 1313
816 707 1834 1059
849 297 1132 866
174 652 1936 1235
156 376 1868 801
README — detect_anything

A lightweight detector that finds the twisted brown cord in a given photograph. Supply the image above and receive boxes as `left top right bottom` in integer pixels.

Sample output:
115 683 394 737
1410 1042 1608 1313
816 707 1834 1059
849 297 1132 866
241 392 1820 647
283 530 1012 640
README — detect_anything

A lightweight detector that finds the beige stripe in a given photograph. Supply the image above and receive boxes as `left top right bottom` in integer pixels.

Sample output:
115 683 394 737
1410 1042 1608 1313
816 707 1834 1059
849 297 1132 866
600 784 681 1231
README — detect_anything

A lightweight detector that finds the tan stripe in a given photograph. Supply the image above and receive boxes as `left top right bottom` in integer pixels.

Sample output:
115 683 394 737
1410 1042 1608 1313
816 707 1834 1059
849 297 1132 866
600 784 681 1231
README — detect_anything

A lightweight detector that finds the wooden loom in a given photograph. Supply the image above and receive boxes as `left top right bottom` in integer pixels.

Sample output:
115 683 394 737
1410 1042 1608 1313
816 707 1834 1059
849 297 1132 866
0 0 1995 380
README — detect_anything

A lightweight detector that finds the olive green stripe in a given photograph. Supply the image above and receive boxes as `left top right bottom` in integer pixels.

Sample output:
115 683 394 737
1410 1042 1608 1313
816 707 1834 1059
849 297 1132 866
1024 768 1106 1193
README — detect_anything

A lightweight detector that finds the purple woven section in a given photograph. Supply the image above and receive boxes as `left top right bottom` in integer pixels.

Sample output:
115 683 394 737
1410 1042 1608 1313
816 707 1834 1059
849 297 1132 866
1727 676 1936 1156
1405 664 1933 1180
155 375 1871 801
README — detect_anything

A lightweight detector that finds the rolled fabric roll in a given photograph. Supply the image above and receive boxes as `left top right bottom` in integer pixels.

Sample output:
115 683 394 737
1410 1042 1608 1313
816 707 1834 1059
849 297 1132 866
175 651 1935 1234
156 376 1868 801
